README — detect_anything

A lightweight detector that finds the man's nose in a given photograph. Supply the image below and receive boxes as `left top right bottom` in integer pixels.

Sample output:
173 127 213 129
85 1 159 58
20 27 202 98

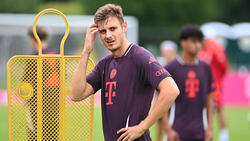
196 43 201 49
106 31 112 38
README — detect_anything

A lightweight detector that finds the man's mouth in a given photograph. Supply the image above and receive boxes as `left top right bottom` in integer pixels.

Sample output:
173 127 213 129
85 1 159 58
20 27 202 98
106 40 115 45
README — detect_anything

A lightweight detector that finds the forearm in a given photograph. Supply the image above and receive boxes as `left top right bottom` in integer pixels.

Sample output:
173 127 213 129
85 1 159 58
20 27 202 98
139 78 179 131
207 94 213 130
70 51 90 101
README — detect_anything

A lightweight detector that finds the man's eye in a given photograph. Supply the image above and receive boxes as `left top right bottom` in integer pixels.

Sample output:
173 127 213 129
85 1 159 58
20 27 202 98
110 27 116 31
99 30 106 34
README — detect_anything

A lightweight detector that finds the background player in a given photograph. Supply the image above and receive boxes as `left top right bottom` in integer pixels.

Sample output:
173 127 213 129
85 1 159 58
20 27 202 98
162 25 214 141
157 40 178 66
199 27 229 141
24 26 59 140
28 26 57 55
155 40 178 141
70 4 179 141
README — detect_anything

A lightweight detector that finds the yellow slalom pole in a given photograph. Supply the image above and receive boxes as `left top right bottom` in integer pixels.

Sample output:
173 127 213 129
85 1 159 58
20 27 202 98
32 8 69 141
32 8 69 57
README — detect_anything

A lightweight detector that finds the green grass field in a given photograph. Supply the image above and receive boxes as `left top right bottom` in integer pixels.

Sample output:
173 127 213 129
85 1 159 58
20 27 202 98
0 105 249 141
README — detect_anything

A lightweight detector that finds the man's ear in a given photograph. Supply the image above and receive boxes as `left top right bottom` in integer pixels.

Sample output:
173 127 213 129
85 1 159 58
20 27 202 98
180 40 186 50
31 38 37 45
122 22 127 33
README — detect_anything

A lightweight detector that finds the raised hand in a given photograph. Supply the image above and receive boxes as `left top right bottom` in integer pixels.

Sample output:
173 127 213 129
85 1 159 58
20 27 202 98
82 24 98 55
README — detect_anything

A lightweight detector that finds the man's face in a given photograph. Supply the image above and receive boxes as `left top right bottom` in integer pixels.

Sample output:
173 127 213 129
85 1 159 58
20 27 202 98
181 37 203 57
97 16 127 52
161 49 176 62
30 38 38 51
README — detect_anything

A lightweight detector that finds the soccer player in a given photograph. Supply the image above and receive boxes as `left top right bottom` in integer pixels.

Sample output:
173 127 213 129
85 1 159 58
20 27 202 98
28 26 56 55
155 40 178 141
24 26 59 140
162 25 214 141
70 4 179 141
158 40 178 66
199 28 229 141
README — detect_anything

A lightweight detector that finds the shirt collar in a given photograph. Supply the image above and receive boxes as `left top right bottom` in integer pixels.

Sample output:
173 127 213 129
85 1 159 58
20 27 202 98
123 43 134 56
176 56 199 66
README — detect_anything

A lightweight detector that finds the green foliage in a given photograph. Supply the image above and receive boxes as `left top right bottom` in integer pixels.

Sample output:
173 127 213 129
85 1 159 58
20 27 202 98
77 0 219 46
1 0 250 48
0 0 41 13
218 0 250 24
38 2 83 14
77 0 218 27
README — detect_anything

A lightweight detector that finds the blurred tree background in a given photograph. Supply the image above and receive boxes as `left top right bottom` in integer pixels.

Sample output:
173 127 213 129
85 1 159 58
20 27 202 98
0 0 250 53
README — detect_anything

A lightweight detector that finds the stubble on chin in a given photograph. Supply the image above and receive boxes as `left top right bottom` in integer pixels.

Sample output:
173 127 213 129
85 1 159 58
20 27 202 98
108 46 119 52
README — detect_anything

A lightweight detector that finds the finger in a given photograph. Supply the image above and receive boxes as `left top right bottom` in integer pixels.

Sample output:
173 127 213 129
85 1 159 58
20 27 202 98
122 134 130 141
117 131 128 141
88 26 98 32
117 128 128 134
90 29 98 34
205 135 210 141
89 24 98 28
128 138 133 141
89 26 98 31
89 27 98 33
207 136 212 141
176 134 180 141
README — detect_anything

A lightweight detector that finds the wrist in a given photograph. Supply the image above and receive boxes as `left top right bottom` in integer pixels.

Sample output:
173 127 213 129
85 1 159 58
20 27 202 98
138 120 148 133
207 123 213 130
207 127 213 131
166 126 173 133
81 49 91 56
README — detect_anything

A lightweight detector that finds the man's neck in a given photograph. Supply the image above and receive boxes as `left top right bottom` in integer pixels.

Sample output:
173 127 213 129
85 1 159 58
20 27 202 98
112 40 131 58
181 52 197 65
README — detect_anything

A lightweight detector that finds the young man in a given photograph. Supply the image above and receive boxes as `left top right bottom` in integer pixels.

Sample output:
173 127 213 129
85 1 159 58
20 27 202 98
28 26 56 55
70 4 179 141
199 29 229 141
155 40 178 141
25 26 59 140
159 40 178 65
163 25 214 141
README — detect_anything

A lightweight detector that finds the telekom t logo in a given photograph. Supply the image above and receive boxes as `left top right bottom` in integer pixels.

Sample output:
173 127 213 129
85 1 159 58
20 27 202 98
105 81 117 105
185 71 199 98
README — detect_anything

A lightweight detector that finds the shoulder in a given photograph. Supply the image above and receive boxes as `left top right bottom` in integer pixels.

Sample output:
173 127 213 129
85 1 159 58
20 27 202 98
132 45 155 64
205 40 225 52
99 54 113 61
96 54 113 67
199 60 212 71
165 58 179 70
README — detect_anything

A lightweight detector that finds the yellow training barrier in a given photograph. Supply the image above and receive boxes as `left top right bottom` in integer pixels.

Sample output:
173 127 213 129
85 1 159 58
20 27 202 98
7 9 94 141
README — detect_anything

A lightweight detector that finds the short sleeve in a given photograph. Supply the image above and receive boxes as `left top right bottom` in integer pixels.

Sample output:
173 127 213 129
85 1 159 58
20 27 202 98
164 60 175 75
86 61 102 93
135 48 171 90
207 64 216 94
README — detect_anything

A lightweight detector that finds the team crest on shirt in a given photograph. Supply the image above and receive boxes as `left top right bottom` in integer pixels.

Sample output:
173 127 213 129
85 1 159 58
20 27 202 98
110 69 117 79
185 70 200 98
105 81 117 105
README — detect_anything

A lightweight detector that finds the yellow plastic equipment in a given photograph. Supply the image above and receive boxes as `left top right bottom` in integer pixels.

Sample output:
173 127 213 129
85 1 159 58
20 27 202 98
7 9 95 141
